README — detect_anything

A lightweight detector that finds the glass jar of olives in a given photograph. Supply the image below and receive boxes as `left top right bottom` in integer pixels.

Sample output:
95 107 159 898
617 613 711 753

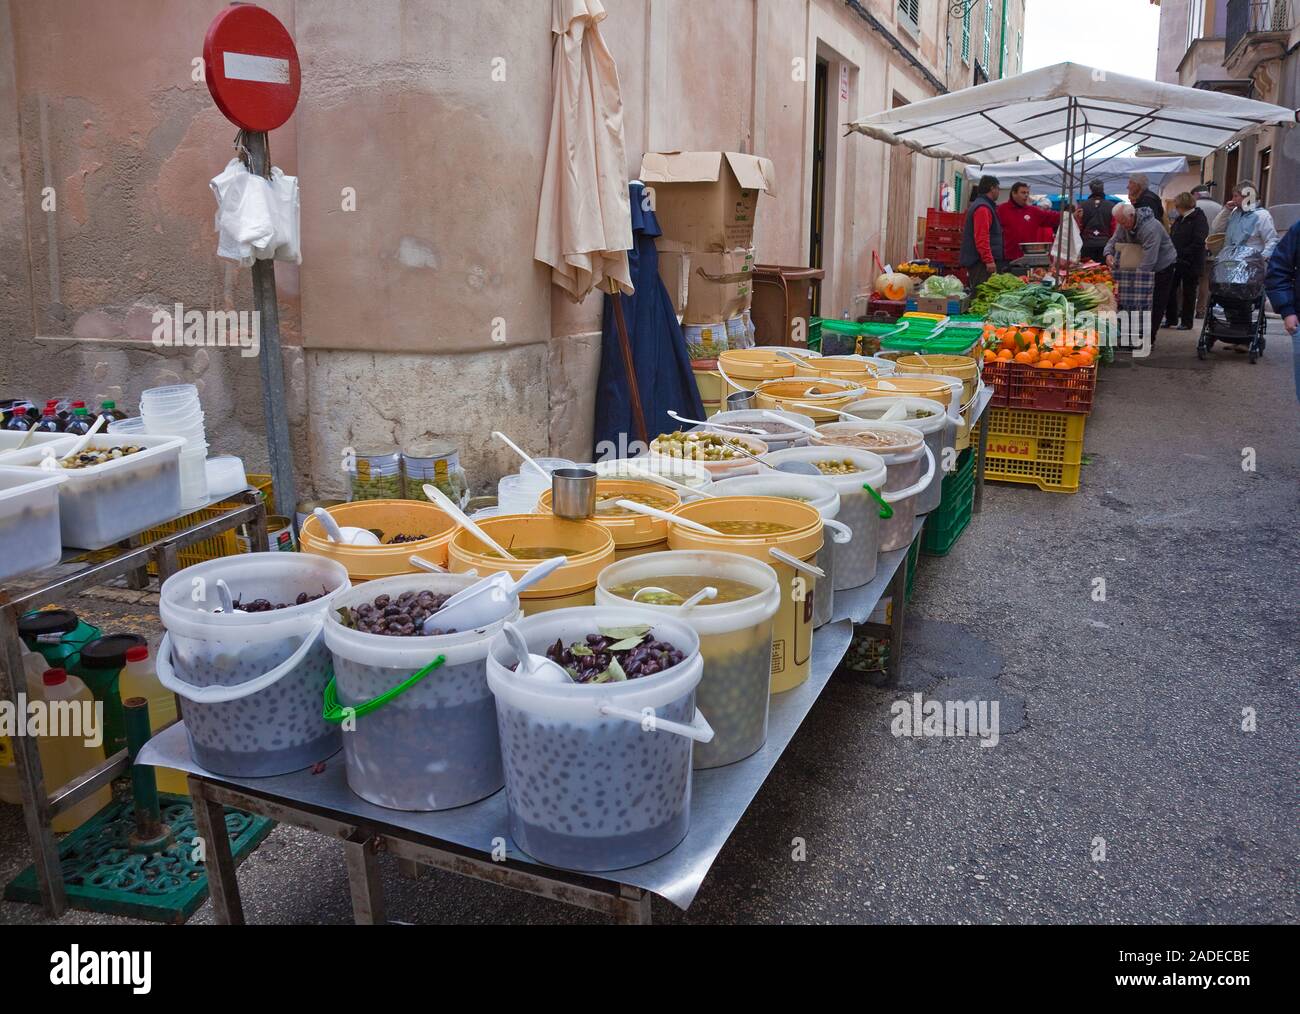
403 440 470 508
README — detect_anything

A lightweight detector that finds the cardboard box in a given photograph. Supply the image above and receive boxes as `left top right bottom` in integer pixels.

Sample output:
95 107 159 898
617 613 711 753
658 246 690 316
683 248 754 324
910 294 972 316
640 151 776 252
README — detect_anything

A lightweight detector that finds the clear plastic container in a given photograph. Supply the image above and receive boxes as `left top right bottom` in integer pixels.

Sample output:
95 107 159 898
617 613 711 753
758 446 887 591
0 429 69 456
814 423 933 553
596 553 779 768
486 607 708 871
155 554 350 777
323 573 518 811
0 468 65 582
843 397 953 514
698 409 812 452
709 473 848 625
2 434 184 550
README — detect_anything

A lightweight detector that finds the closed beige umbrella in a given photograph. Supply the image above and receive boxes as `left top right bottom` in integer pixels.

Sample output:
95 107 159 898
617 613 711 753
534 0 634 302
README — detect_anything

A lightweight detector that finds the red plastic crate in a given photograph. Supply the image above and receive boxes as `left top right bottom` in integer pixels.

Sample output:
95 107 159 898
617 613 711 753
983 359 1097 414
926 209 966 233
926 244 961 266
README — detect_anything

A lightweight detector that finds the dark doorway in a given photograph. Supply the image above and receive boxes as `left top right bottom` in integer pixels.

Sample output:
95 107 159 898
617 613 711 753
809 58 828 316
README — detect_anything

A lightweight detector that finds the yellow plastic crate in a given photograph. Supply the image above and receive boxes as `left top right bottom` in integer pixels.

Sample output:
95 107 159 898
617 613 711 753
141 474 274 573
983 409 1086 493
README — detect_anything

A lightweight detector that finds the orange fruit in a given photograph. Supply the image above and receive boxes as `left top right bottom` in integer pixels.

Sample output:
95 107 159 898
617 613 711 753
983 349 996 363
1014 351 1033 364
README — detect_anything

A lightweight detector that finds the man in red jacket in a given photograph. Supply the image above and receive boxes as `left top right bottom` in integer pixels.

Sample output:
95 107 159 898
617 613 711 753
997 181 1062 262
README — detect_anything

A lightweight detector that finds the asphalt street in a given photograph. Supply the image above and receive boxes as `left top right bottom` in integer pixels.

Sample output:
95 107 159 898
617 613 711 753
2 322 1296 925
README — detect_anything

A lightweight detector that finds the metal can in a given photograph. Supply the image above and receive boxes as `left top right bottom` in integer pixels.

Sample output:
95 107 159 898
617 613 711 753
296 498 345 533
238 515 297 554
350 446 405 501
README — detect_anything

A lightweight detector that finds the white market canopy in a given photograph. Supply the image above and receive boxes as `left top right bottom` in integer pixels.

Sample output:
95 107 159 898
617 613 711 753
849 62 1297 185
962 155 1188 196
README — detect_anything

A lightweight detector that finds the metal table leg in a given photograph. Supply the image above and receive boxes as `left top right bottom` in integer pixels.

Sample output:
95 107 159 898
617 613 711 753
344 832 387 925
189 776 245 925
1 606 65 915
884 546 910 683
615 884 653 925
973 408 991 515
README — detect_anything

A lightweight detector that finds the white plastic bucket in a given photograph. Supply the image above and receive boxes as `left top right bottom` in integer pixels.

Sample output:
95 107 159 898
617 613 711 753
759 446 887 590
709 473 850 626
486 607 708 872
815 422 935 552
842 397 953 514
323 573 518 811
596 552 779 768
156 554 349 776
701 409 813 452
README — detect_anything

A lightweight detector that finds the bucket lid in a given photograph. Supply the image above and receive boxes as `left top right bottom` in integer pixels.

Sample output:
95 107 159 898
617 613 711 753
80 633 147 670
19 608 79 639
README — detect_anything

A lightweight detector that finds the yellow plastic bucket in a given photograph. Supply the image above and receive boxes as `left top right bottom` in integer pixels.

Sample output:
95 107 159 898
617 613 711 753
667 496 824 694
717 348 798 388
692 365 726 417
753 377 864 424
797 356 883 384
446 514 615 615
855 376 959 414
536 479 681 560
895 354 979 403
299 500 457 583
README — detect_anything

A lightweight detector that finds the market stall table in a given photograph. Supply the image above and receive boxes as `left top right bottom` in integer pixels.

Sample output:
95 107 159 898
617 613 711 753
0 489 270 916
138 511 934 925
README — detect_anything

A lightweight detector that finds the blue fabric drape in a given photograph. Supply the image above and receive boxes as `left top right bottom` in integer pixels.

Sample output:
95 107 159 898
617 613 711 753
593 182 705 459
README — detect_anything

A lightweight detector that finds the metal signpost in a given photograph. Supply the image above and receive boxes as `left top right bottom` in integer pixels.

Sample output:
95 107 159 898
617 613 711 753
202 3 301 517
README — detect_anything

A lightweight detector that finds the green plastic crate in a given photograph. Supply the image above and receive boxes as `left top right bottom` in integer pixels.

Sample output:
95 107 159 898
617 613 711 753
921 448 976 556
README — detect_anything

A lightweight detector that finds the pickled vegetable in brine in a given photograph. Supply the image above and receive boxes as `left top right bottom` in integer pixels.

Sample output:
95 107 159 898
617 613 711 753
593 492 676 516
709 520 795 536
608 575 762 606
483 546 571 561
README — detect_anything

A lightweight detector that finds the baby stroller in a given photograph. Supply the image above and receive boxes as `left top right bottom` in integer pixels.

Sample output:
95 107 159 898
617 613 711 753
1197 244 1268 363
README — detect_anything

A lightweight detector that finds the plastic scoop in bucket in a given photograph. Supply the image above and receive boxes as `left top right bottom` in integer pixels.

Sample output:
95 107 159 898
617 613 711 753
631 585 719 611
422 556 567 634
313 507 381 546
422 483 517 559
755 413 821 475
503 622 572 684
492 430 550 482
666 409 765 436
613 500 719 535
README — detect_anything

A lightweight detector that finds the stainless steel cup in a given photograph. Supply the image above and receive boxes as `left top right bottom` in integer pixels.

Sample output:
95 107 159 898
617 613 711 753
551 467 598 519
726 389 757 411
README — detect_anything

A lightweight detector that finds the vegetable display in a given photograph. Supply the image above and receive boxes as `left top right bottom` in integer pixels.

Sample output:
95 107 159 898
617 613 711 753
874 272 914 301
969 273 1026 315
981 323 1099 371
917 274 965 299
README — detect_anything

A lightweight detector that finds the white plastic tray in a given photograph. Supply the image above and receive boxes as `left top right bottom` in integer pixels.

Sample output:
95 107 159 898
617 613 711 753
0 467 66 581
2 433 184 549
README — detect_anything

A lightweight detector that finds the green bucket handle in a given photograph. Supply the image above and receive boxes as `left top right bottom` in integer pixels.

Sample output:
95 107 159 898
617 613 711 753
864 482 894 519
322 655 447 723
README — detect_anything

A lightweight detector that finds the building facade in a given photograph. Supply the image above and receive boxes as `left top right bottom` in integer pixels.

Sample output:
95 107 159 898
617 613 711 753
1155 0 1299 207
0 0 1023 497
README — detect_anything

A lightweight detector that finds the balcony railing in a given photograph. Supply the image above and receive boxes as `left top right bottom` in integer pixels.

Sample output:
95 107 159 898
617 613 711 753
1226 0 1294 56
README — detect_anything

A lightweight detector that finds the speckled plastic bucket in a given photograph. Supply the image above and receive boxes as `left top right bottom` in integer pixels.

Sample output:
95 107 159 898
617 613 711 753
486 607 708 872
157 554 350 777
323 573 518 812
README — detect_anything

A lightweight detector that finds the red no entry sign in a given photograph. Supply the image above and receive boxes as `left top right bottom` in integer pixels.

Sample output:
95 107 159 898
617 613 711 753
203 4 300 132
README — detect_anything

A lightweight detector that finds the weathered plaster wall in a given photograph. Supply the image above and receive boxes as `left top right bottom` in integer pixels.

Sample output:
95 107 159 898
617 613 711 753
2 0 955 495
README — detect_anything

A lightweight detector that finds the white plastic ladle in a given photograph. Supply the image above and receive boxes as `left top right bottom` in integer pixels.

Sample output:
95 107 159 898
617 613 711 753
666 410 765 436
492 430 550 482
407 554 447 574
612 499 720 535
214 578 235 613
422 556 567 634
313 507 381 546
617 463 714 500
422 483 517 560
631 585 718 611
503 622 572 683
